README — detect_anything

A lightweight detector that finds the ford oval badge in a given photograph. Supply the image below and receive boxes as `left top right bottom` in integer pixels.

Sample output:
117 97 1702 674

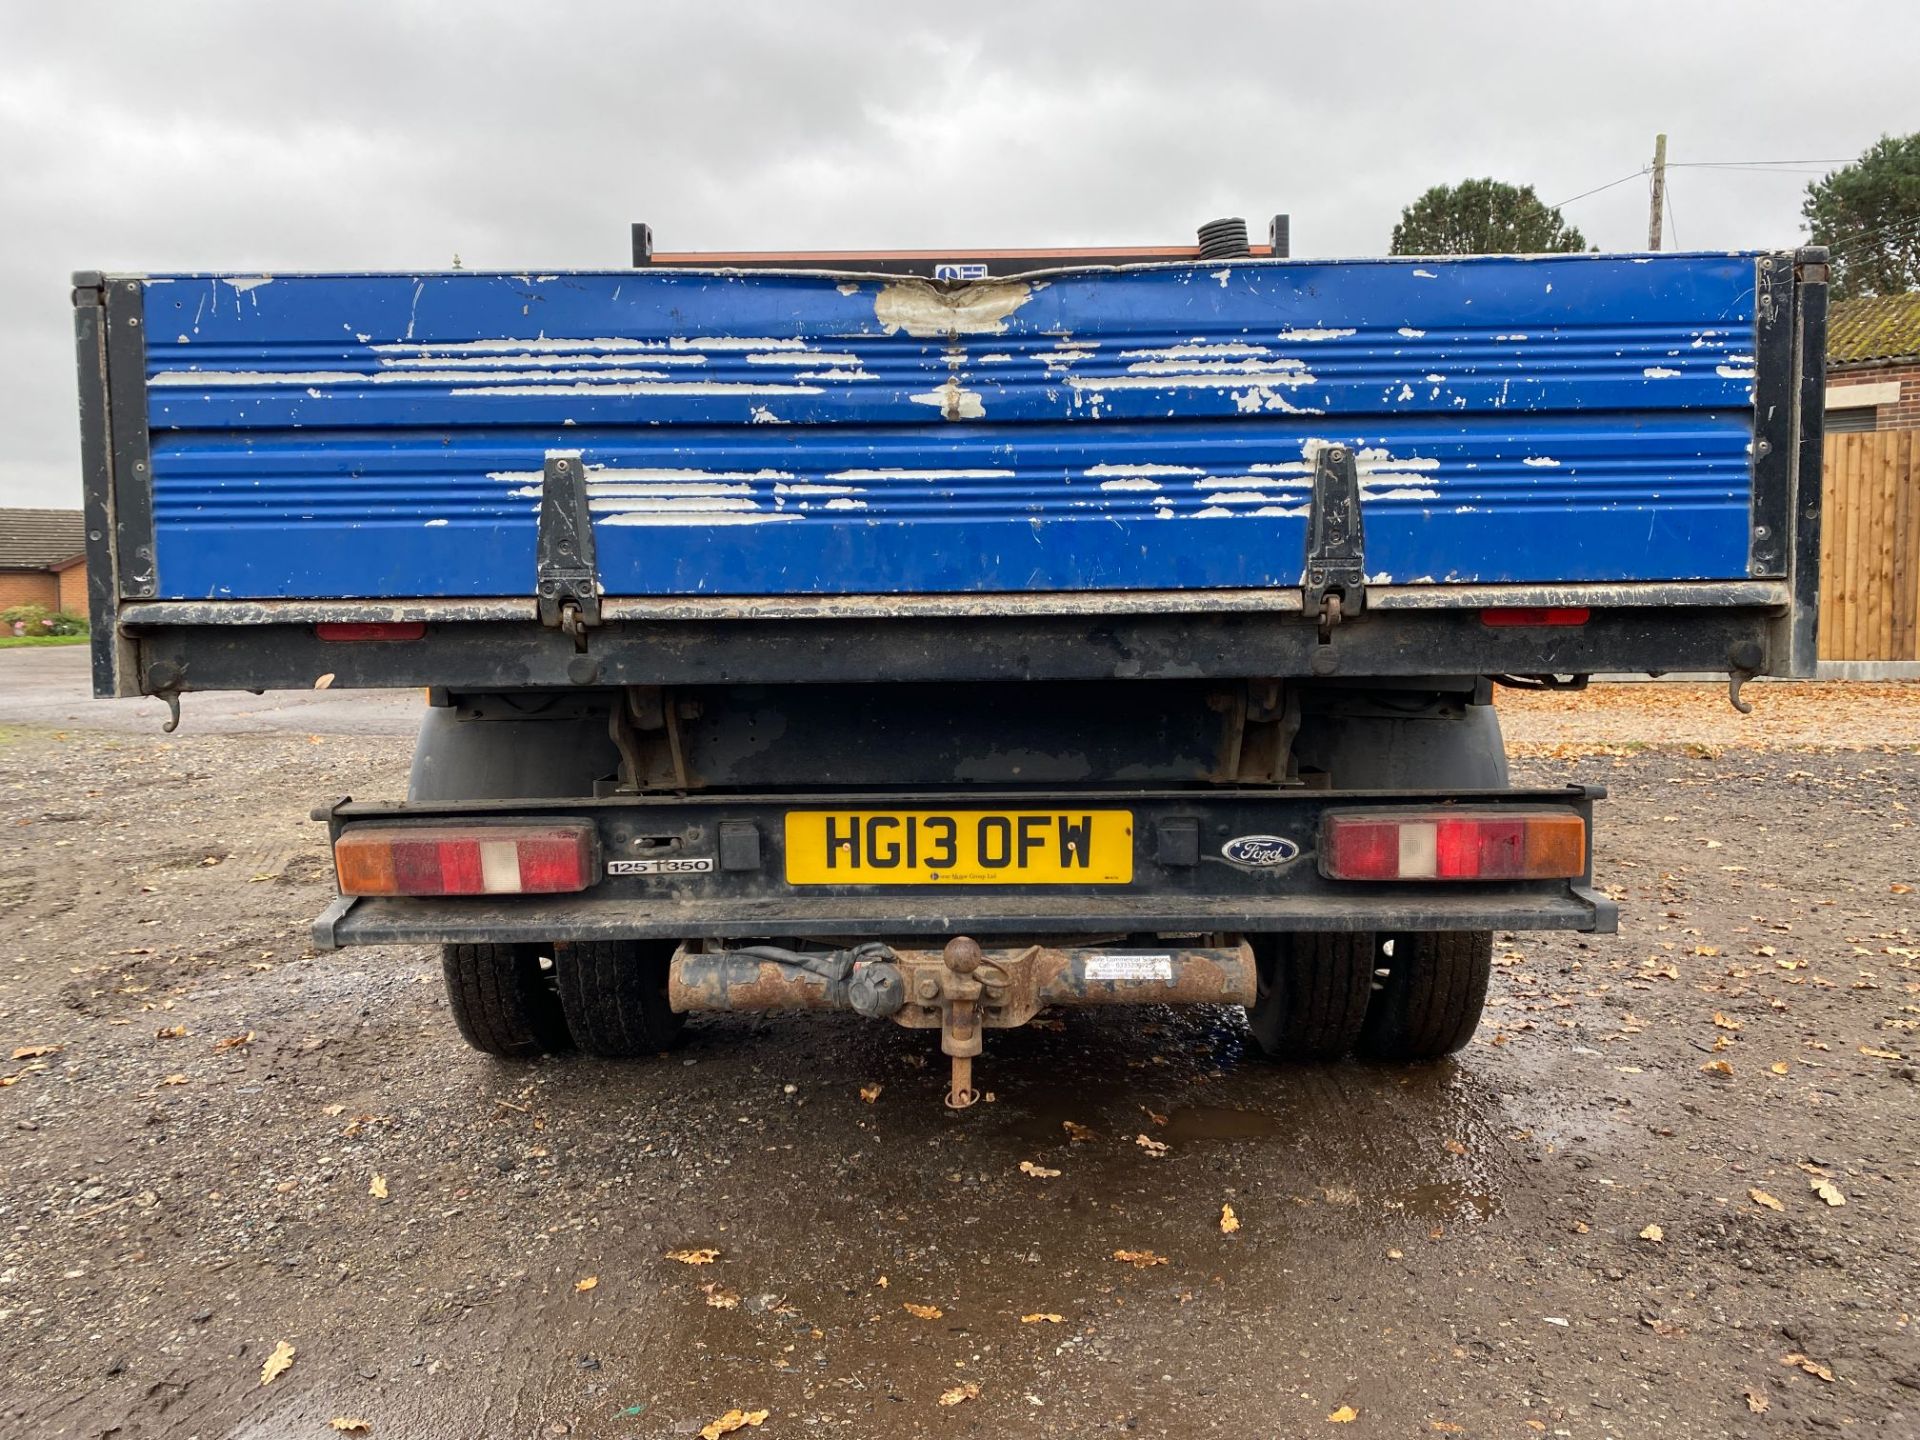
1221 834 1301 867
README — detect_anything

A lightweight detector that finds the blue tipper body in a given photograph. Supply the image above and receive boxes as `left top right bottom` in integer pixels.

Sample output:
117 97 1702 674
136 253 1765 600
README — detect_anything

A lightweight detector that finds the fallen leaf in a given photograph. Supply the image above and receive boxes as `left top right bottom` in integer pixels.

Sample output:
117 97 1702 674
859 1083 882 1104
699 1408 770 1439
1700 1059 1734 1077
259 1340 295 1386
1018 1161 1061 1179
156 1025 187 1040
1769 1061 1791 1075
1137 1110 1167 1129
214 1031 255 1050
368 1174 387 1200
1860 1045 1904 1060
1712 1013 1742 1031
1810 1177 1847 1207
1695 944 1721 957
902 1302 944 1320
1750 1189 1784 1212
1220 1204 1240 1235
874 1275 888 1289
10 1045 60 1060
574 1275 598 1293
1328 1406 1358 1423
1113 1249 1168 1268
701 1283 741 1309
666 1248 720 1265
1443 1138 1468 1156
1431 1424 1466 1435
329 1421 371 1435
323 1103 347 1116
938 1384 979 1407
159 1074 189 1086
1063 1120 1097 1141
1020 1313 1064 1324
1781 1351 1836 1382
314 672 335 690
1134 1133 1169 1157
1639 1224 1665 1243
1745 1388 1770 1413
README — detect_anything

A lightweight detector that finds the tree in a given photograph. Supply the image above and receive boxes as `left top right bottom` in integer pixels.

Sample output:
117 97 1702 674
1390 179 1587 256
1804 133 1920 299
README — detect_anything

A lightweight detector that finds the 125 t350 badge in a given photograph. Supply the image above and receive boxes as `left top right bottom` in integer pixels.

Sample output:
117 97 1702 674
1220 835 1301 868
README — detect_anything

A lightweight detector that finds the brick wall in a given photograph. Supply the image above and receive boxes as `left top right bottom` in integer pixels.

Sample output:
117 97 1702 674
1828 362 1920 430
0 571 60 611
55 562 88 615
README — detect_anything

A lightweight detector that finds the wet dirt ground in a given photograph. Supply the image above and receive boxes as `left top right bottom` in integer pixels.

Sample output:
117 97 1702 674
1 658 1917 1438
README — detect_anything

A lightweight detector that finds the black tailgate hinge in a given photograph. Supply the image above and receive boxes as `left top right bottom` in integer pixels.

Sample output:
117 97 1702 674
536 453 601 649
1303 445 1366 639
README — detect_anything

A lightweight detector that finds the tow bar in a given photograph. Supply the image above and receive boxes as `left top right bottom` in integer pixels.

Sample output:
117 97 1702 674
666 936 1258 1108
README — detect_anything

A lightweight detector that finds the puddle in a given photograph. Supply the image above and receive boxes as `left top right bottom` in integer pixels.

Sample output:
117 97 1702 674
1161 1104 1281 1142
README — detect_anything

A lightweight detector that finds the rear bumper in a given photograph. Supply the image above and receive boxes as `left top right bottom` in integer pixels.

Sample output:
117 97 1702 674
309 783 1616 949
315 886 1612 948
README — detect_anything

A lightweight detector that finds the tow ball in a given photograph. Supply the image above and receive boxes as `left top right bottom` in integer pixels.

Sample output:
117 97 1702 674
665 935 1258 1107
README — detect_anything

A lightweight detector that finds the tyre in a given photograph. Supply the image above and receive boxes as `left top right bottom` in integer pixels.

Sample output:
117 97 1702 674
1246 932 1375 1061
1356 930 1493 1061
441 943 572 1059
552 939 686 1057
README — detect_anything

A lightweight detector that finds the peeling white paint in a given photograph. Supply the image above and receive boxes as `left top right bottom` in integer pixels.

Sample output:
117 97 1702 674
600 511 800 527
743 350 861 367
1396 327 1426 338
1643 366 1682 379
827 468 1013 481
1098 478 1163 492
1411 269 1437 279
423 518 449 527
222 276 273 293
873 279 1033 338
1085 463 1207 478
1493 333 1528 342
1274 327 1356 343
668 335 809 351
373 337 670 354
824 497 867 511
1211 268 1232 288
909 378 987 419
1522 457 1560 468
748 406 786 424
1716 365 1756 380
774 482 861 497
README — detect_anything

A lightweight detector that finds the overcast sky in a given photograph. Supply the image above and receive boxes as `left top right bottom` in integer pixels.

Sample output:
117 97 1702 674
2 0 1913 509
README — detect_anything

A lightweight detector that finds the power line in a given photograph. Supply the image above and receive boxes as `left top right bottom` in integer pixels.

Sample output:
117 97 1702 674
1552 169 1647 208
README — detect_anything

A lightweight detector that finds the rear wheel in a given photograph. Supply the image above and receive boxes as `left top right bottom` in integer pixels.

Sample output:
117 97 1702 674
1356 930 1492 1061
1246 932 1374 1061
552 939 686 1057
441 943 571 1058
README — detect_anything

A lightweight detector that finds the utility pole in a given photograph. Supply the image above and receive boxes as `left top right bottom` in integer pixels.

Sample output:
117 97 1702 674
1647 133 1667 250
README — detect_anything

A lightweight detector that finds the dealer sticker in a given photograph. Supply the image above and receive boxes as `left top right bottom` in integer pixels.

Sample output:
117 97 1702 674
608 857 715 876
1084 954 1174 982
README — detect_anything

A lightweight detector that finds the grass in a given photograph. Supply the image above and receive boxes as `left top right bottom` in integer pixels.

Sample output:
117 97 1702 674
0 634 88 648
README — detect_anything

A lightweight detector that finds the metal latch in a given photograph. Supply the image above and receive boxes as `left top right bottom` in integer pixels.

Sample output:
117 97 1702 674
536 454 601 649
1303 445 1365 638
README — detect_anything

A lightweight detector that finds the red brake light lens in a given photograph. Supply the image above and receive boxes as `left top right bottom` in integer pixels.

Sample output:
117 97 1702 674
1320 810 1585 881
333 823 596 896
1479 607 1590 627
315 622 428 642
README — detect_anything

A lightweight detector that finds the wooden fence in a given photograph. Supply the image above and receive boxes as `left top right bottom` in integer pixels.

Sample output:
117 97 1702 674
1819 429 1920 662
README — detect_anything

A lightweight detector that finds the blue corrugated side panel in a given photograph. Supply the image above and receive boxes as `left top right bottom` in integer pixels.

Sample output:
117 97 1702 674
139 253 1761 599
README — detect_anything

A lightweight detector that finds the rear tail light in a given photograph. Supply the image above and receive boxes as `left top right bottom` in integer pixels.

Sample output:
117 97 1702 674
315 622 428 642
1479 607 1589 627
333 822 596 896
1320 809 1585 881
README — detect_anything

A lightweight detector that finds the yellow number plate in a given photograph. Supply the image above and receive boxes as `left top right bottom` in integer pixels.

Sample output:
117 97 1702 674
784 810 1134 885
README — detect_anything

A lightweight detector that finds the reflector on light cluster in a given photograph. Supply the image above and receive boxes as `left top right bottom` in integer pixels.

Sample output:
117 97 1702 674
333 822 596 896
1320 809 1585 881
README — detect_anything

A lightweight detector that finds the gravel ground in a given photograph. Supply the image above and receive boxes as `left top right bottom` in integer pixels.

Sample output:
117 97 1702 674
1 663 1916 1438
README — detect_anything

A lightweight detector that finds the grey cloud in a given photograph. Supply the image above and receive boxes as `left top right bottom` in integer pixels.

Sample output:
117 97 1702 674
2 0 1912 505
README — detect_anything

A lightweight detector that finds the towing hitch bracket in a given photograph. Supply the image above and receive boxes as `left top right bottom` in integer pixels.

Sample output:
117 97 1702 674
667 936 1258 1107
